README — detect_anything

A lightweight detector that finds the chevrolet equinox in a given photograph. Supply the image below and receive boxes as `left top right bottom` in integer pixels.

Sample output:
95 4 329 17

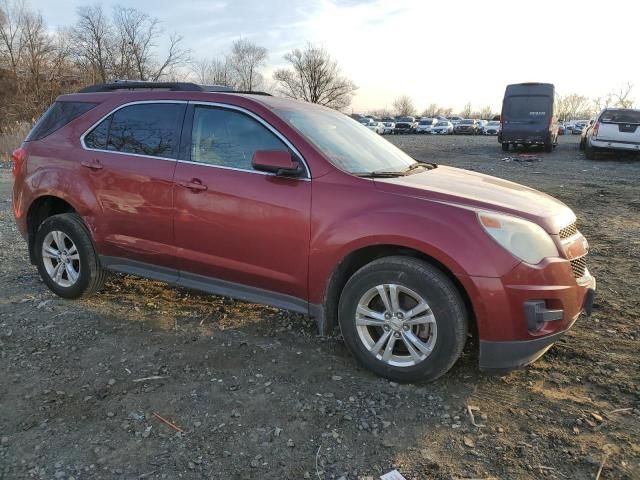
12 81 596 382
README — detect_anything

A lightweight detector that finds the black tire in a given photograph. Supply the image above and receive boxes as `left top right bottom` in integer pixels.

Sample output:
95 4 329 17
579 138 586 151
544 139 553 153
338 257 468 383
34 213 107 299
585 141 597 160
501 142 509 151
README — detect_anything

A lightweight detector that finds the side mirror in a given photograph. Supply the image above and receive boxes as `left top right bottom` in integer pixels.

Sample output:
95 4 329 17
589 119 594 125
252 150 302 177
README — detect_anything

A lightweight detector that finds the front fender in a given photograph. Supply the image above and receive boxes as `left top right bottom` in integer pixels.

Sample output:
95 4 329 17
308 178 520 306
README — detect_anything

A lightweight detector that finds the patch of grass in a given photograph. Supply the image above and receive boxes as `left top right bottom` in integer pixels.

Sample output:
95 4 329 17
0 123 30 164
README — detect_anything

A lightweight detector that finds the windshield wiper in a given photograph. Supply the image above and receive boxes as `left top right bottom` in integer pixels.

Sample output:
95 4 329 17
354 162 436 178
405 161 436 172
353 170 407 178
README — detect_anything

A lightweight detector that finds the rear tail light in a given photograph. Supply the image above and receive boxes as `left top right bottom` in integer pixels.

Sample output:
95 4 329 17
592 121 600 137
11 147 27 178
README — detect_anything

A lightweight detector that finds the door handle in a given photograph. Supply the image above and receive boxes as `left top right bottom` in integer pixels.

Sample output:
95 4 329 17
178 179 208 192
81 159 103 170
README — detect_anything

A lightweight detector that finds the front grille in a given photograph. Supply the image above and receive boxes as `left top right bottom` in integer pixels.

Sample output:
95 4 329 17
559 222 577 239
570 257 587 278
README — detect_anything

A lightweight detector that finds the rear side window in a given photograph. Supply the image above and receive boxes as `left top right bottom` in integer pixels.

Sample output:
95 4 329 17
504 95 551 120
26 101 97 141
84 103 184 159
600 109 640 124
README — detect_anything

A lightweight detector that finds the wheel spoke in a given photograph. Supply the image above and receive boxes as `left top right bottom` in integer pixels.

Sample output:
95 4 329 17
356 306 386 326
67 244 77 255
405 301 430 320
68 253 80 261
404 313 436 326
370 330 392 356
52 231 64 251
376 285 392 312
53 262 64 282
381 335 397 362
402 330 433 355
401 331 424 363
43 246 59 258
388 284 400 312
65 263 78 283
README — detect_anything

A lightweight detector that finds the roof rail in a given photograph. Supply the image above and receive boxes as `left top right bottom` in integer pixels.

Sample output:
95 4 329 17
77 81 271 96
78 81 233 93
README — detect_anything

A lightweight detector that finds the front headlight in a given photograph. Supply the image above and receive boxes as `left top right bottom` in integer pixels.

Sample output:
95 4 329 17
478 212 559 264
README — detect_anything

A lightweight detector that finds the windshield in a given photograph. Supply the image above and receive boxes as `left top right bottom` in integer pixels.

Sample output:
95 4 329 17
436 121 449 126
460 120 474 125
398 117 414 122
274 106 418 174
419 120 432 125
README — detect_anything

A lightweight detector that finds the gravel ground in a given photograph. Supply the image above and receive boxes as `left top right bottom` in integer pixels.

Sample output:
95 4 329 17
0 134 638 479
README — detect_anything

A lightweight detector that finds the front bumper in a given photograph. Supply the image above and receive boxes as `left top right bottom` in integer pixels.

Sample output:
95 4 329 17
458 258 596 372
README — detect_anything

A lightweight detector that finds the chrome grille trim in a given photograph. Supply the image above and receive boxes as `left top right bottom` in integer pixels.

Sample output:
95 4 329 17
559 222 578 239
570 256 587 278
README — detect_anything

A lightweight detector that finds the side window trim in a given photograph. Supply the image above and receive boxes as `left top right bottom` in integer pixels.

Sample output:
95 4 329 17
185 101 310 179
80 100 188 162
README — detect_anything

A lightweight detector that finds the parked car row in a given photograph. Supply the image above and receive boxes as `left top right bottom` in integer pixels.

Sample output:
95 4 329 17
354 114 499 135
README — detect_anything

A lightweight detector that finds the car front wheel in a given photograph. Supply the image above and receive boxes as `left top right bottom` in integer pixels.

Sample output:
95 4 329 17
338 257 468 383
34 213 107 299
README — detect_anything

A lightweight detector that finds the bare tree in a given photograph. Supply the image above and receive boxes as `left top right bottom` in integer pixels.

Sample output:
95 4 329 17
461 102 472 118
556 93 591 122
613 82 634 108
422 103 440 117
20 10 54 101
191 56 235 87
72 5 113 83
273 43 357 110
229 39 267 91
392 95 415 117
479 105 493 119
441 107 453 117
113 6 188 81
0 0 25 78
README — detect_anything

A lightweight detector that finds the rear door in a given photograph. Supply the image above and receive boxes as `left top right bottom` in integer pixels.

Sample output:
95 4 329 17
80 101 186 270
502 94 552 138
172 103 311 302
596 109 640 144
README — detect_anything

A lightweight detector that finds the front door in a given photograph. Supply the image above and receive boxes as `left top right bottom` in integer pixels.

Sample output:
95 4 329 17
172 104 311 303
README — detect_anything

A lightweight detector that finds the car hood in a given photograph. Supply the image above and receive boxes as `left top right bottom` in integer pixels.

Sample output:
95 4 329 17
374 165 575 233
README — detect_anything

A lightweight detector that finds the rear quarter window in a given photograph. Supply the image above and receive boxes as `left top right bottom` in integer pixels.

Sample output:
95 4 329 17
26 101 97 141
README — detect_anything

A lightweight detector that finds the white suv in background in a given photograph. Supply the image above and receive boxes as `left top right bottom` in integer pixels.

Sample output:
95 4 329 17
582 108 640 159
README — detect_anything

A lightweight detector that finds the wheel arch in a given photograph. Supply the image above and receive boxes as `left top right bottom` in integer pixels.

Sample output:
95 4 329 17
319 244 477 340
26 195 78 263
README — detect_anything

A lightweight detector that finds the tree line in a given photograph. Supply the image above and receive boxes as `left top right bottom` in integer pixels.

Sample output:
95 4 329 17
1 0 635 134
0 0 357 132
382 85 635 121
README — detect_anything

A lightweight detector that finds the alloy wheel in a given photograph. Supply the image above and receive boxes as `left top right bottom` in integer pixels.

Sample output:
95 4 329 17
355 284 437 367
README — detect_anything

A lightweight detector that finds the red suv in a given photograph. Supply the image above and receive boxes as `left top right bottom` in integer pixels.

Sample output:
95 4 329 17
12 82 595 382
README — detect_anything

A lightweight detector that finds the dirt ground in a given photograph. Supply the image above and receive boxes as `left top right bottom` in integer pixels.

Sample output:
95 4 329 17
0 134 638 480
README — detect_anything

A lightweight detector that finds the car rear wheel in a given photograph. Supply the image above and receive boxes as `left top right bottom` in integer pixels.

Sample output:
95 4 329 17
34 213 107 299
544 139 553 153
338 257 468 383
501 142 509 151
584 141 597 160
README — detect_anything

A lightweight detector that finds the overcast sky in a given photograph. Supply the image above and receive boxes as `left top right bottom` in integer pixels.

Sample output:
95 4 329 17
33 0 639 113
